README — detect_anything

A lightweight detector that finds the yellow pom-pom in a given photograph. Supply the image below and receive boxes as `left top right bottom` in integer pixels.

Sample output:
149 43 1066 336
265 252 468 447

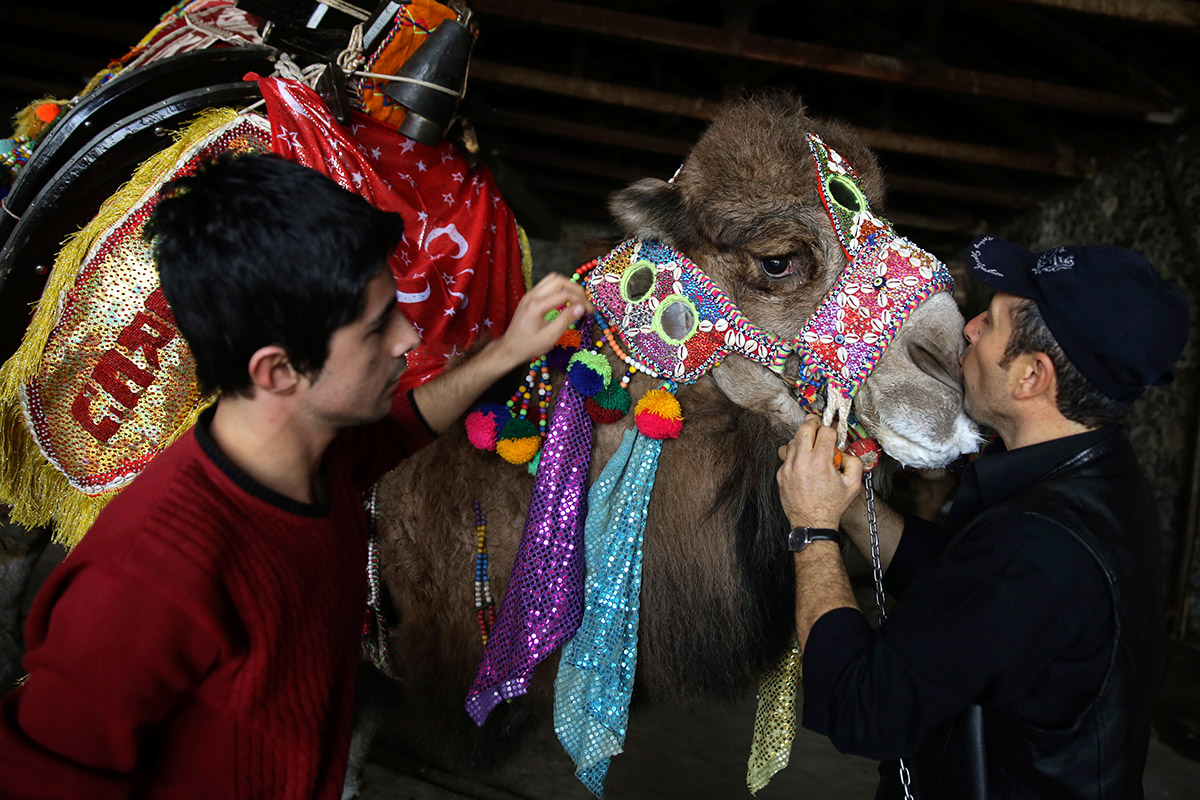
497 436 541 464
635 388 683 420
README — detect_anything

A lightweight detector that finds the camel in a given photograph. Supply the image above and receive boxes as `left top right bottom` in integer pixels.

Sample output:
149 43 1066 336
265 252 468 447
370 92 980 768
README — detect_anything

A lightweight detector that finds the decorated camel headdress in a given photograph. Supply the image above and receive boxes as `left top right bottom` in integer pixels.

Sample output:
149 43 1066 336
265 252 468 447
464 132 953 797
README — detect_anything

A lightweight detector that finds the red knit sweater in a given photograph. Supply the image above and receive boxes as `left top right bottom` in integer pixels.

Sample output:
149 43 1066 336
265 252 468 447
0 393 433 799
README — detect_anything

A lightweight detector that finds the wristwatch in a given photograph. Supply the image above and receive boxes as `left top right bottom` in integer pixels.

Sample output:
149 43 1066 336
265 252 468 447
787 526 841 553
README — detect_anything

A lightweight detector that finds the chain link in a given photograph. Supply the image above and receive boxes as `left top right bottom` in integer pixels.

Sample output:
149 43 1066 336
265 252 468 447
864 476 915 800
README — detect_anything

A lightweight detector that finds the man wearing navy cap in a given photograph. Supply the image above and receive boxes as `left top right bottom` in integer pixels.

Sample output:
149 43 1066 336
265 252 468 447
777 235 1190 799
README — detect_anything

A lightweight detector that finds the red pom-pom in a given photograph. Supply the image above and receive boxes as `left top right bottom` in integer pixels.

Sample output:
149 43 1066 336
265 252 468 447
636 414 683 439
586 398 626 424
634 389 684 439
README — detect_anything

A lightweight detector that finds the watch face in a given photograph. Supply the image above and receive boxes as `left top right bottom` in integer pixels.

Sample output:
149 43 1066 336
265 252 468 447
787 527 808 552
787 527 838 552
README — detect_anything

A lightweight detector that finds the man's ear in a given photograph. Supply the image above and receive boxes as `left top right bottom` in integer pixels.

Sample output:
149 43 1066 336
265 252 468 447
247 345 300 395
1013 351 1057 402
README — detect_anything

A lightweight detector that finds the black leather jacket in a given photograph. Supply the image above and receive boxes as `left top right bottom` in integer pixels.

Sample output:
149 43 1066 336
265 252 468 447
907 429 1166 799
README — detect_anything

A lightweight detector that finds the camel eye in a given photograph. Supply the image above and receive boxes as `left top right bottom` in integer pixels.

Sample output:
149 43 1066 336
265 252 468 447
759 255 794 278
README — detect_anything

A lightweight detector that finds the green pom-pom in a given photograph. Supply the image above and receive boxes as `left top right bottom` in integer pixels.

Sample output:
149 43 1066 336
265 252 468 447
499 416 539 441
544 308 560 322
567 350 612 381
593 382 631 413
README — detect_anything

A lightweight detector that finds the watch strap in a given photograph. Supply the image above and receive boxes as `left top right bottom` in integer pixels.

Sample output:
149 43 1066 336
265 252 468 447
787 526 841 553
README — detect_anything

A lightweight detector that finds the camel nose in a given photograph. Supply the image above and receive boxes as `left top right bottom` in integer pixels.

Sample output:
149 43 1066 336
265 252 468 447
907 334 964 394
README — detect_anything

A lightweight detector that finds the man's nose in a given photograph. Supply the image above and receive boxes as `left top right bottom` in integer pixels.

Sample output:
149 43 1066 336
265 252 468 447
392 314 420 356
963 312 983 344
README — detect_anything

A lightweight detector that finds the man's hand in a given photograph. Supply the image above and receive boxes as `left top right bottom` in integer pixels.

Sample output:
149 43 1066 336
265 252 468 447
777 415 865 530
411 273 593 434
493 273 594 372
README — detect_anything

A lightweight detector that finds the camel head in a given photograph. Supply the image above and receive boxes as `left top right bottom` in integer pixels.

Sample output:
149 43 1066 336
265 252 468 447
608 92 979 469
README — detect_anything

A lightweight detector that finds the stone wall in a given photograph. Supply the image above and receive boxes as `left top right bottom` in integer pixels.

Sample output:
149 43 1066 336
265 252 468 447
997 124 1200 642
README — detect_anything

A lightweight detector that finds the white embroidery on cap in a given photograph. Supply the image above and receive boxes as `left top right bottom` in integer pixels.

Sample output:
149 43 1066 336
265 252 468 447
969 237 1005 277
1033 247 1075 274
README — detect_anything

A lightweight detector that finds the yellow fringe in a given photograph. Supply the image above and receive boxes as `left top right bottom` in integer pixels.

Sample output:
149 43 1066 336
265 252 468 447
0 108 238 549
517 222 533 292
10 98 68 140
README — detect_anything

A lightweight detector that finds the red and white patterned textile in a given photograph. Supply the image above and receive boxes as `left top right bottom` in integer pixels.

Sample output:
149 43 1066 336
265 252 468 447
258 76 527 390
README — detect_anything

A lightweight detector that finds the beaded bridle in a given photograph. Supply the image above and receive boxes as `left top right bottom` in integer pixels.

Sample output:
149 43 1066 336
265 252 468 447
581 132 954 446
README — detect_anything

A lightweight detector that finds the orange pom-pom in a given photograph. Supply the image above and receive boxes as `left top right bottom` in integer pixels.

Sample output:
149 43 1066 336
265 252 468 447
496 436 541 464
35 103 60 124
556 328 582 349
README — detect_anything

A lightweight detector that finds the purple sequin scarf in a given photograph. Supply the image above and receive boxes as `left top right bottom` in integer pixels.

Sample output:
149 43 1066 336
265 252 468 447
464 378 593 725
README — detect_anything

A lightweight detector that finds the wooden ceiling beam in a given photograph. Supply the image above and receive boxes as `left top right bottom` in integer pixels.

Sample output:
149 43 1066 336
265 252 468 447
885 175 1037 208
473 65 1097 176
473 61 720 120
498 145 660 184
498 143 1037 208
1 5 148 44
996 0 1200 26
969 4 1179 105
0 75 79 99
889 211 983 235
472 0 1169 120
487 109 694 157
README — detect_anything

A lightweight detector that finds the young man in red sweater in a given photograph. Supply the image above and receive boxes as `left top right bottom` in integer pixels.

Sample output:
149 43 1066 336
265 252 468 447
0 154 589 799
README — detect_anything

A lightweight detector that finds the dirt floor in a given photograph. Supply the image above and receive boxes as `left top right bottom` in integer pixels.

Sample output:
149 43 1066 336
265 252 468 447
357 645 1200 799
11 539 1200 799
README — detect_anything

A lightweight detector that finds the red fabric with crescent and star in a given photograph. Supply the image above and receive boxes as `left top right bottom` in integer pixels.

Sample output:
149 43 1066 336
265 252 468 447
257 76 526 390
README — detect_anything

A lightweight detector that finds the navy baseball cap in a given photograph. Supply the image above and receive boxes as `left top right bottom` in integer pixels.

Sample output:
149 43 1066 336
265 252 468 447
965 235 1190 402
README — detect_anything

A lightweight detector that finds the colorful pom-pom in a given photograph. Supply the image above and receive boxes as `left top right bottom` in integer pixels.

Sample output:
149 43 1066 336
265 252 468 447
586 382 631 424
556 328 582 350
586 399 625 425
496 416 541 464
35 103 60 124
567 350 611 397
497 435 541 464
465 402 510 451
546 345 572 372
634 388 684 439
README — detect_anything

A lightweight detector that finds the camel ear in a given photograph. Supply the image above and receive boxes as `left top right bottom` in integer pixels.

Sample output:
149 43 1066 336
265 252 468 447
807 119 887 211
608 178 698 247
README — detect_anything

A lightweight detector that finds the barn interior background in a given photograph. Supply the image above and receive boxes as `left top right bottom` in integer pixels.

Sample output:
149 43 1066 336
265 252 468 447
2 0 1200 785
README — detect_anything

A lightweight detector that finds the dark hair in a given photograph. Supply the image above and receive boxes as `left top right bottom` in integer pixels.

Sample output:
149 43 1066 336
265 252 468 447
1001 298 1131 427
144 153 404 396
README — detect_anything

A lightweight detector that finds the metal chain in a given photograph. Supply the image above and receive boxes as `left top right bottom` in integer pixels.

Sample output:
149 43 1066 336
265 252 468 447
864 476 916 800
864 475 888 626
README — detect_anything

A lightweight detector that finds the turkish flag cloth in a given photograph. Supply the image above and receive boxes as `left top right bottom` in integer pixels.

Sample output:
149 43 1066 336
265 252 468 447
257 76 527 390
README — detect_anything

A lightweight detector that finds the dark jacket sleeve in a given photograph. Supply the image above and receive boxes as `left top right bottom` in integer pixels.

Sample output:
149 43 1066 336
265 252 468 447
883 514 946 599
801 518 1105 760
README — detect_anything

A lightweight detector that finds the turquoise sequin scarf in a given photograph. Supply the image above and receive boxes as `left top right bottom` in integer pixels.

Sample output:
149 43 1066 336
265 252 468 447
554 428 661 797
